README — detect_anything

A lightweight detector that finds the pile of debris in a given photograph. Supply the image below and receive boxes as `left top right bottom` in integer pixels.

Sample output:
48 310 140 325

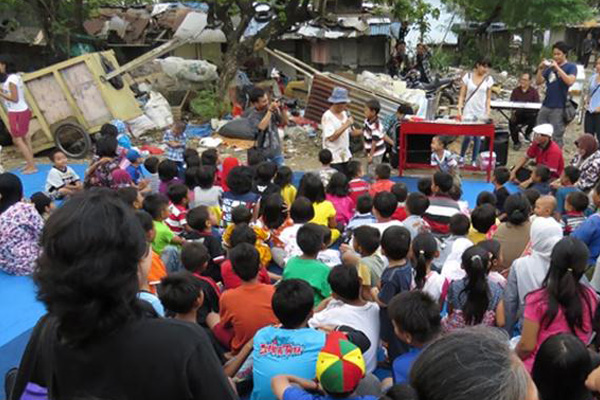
83 3 207 46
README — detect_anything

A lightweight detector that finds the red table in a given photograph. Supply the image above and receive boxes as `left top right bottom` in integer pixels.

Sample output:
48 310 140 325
398 121 496 182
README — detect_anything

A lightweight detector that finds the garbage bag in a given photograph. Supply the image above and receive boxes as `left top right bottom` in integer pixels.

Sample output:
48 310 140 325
156 57 218 83
218 118 255 140
143 91 173 129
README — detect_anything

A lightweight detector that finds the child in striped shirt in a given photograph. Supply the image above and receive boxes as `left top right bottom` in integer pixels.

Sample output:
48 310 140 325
363 99 386 176
165 183 189 234
562 191 589 235
430 135 461 187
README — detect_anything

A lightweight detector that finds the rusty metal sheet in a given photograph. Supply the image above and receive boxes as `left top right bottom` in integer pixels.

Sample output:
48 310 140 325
305 73 404 124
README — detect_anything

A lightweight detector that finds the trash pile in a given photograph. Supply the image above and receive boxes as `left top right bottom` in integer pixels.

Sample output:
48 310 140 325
356 71 426 112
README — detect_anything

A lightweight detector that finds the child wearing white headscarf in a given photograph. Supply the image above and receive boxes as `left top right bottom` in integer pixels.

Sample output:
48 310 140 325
503 217 563 335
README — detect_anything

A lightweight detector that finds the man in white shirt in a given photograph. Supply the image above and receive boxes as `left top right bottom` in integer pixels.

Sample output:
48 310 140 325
321 87 362 175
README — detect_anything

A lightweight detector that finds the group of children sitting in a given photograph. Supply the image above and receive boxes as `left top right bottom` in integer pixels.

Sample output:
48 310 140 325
28 114 600 400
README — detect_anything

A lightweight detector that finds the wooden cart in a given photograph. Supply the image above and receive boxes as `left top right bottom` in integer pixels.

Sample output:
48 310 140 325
0 50 143 158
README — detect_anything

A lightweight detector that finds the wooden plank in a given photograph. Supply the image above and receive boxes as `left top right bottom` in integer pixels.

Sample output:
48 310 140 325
26 75 72 126
61 62 112 127
52 70 88 129
23 80 57 141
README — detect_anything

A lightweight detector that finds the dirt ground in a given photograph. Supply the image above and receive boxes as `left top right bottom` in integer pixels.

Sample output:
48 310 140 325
0 108 582 178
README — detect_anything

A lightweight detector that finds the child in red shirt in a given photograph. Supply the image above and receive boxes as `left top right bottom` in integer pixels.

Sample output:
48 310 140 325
221 224 271 290
369 163 395 196
391 182 408 221
165 183 189 234
347 160 370 204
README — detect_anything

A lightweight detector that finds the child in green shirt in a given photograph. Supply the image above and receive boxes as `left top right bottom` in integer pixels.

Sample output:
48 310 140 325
283 223 332 306
142 193 185 255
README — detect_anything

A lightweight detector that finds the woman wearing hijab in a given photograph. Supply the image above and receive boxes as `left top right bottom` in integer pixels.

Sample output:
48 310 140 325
503 217 563 335
568 134 600 192
0 173 43 275
220 157 240 192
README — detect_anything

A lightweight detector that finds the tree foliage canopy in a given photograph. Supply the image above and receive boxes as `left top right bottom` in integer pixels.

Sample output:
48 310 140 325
443 0 595 29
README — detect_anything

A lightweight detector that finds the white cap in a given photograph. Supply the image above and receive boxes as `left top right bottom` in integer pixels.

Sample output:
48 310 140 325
533 123 553 137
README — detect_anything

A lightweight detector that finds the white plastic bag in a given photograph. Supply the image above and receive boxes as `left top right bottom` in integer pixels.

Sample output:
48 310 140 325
143 91 173 129
127 114 157 138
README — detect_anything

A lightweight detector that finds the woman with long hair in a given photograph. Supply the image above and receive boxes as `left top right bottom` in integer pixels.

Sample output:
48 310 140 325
444 245 505 331
0 173 43 275
9 190 236 400
516 237 598 372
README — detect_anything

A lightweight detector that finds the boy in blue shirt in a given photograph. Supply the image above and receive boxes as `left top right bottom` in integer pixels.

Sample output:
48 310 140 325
526 165 552 195
374 225 413 361
271 333 376 400
388 291 441 385
254 280 371 400
554 165 581 214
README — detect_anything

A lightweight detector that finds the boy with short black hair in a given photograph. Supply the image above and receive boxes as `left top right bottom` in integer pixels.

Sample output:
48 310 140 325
219 243 279 354
562 191 589 235
527 164 552 195
222 223 271 289
180 242 221 325
251 280 326 400
555 165 581 214
391 182 408 221
375 225 413 361
436 213 471 271
468 204 497 244
423 171 461 234
347 194 376 231
417 177 432 197
363 99 385 176
492 166 510 213
165 183 189 234
309 265 380 373
318 149 337 187
384 103 414 169
372 192 403 235
340 225 384 300
143 193 185 255
252 161 279 197
403 192 430 239
182 205 225 281
164 121 188 174
158 270 205 321
283 223 332 306
117 186 143 210
369 163 394 196
144 156 160 193
347 160 370 203
388 291 441 384
45 148 82 199
278 196 315 265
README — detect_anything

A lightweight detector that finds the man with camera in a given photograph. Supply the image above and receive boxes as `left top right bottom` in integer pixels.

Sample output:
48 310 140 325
247 87 288 166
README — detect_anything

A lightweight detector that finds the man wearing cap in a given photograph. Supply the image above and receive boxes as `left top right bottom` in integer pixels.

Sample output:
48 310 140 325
247 87 288 166
510 123 565 183
322 87 362 175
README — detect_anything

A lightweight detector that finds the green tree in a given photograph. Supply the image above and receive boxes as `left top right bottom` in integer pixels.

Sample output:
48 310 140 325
443 0 594 31
205 0 313 100
378 0 441 41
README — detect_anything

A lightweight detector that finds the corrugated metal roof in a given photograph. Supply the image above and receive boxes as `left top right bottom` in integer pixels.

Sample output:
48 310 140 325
369 24 391 36
305 74 404 124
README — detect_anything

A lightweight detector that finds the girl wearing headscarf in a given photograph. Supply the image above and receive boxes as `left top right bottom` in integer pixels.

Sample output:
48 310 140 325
569 133 600 191
0 173 43 275
503 217 563 335
220 157 240 192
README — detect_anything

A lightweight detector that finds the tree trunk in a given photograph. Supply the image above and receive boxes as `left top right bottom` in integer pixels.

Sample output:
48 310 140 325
217 44 243 112
73 0 84 31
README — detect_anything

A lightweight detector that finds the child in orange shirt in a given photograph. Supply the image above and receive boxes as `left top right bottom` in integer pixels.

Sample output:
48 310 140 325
222 205 272 266
135 210 167 295
369 163 395 196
